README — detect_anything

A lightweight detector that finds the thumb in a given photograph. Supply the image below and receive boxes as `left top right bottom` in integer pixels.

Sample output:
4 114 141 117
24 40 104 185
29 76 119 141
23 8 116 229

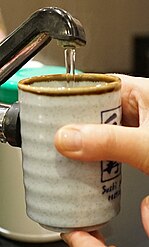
60 231 115 247
55 124 149 175
141 196 149 237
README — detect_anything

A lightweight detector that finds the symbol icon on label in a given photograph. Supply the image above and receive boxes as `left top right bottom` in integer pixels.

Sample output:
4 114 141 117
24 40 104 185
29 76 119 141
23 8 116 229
100 105 121 183
101 161 121 182
101 105 121 125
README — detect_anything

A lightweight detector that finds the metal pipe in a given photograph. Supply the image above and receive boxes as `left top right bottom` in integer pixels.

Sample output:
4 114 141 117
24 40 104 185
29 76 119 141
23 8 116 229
0 7 86 85
0 7 86 146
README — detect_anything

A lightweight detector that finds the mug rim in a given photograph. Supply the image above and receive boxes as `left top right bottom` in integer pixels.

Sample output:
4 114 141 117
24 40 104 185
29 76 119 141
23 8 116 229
18 73 121 96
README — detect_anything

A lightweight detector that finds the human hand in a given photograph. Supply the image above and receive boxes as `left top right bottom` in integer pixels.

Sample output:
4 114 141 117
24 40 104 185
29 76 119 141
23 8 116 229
61 230 116 247
55 74 149 175
54 74 149 245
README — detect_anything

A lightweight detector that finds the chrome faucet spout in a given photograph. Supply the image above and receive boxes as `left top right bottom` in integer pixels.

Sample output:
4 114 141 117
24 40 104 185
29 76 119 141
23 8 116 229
0 7 86 85
0 7 86 147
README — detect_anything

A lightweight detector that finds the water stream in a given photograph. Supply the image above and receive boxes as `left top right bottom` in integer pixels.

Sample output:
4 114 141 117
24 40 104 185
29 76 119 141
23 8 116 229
64 47 76 87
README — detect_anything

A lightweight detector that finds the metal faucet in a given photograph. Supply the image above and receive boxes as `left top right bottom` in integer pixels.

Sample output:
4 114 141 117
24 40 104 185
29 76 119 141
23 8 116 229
0 7 86 147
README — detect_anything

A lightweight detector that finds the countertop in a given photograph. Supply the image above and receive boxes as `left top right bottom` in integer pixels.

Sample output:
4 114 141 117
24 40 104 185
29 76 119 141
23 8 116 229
0 235 68 247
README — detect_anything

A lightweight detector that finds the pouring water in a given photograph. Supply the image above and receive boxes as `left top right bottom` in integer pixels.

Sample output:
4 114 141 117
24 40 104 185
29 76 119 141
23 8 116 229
64 47 76 87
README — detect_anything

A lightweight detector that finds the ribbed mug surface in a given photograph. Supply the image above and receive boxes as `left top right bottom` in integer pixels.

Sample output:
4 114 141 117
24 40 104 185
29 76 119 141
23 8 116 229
19 75 122 232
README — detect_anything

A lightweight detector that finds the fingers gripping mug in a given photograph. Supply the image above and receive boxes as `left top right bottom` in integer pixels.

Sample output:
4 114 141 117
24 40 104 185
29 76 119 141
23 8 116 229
18 73 122 233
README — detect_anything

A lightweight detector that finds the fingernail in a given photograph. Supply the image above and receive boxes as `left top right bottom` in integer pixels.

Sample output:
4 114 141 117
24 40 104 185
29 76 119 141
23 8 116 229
57 128 82 151
60 233 69 244
144 196 149 209
60 233 66 241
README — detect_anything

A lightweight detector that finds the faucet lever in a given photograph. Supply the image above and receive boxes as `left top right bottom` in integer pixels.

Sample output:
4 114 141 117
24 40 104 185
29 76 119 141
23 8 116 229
0 7 86 85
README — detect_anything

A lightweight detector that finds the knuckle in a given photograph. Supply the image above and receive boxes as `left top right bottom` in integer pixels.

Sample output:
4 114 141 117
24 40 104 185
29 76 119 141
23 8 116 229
100 125 117 158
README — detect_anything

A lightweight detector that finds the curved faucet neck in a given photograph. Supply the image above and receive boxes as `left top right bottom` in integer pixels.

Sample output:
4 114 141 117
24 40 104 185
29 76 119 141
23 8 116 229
0 7 86 86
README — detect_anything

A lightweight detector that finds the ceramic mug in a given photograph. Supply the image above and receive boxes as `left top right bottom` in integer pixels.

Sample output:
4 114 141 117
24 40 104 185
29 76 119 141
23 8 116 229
18 73 122 233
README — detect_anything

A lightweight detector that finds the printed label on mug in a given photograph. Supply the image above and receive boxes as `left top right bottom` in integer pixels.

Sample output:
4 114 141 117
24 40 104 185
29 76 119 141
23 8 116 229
101 105 121 125
100 105 122 201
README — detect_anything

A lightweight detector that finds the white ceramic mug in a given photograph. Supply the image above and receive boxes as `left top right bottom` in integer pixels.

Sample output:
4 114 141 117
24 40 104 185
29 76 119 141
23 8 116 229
18 73 122 233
